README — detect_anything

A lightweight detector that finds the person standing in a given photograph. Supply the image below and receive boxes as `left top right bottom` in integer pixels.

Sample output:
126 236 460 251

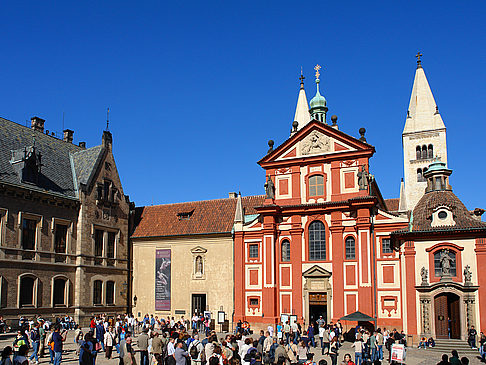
38 321 46 358
12 345 28 365
375 329 384 361
137 328 149 365
188 335 204 365
1 346 13 365
29 323 40 364
328 338 339 365
151 332 163 365
352 338 363 365
369 331 377 362
104 326 116 359
468 326 477 349
174 342 189 365
52 325 66 365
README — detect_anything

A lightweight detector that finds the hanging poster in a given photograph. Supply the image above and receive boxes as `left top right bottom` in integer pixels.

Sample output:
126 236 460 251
155 249 171 311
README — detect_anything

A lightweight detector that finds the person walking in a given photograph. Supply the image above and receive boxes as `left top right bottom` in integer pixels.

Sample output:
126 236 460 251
151 331 163 365
188 335 204 365
38 321 46 358
352 338 363 365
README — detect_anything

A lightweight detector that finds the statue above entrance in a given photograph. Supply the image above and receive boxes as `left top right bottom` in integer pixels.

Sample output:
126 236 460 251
439 249 454 277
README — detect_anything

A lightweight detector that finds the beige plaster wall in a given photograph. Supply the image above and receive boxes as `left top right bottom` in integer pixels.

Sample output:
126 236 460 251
132 235 234 321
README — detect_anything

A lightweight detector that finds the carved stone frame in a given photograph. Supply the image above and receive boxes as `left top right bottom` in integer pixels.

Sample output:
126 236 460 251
302 265 332 325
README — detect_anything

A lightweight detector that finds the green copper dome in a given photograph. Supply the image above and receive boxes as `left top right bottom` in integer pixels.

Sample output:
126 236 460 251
309 80 327 109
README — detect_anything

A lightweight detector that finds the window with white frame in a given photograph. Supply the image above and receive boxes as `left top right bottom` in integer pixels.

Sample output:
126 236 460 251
382 238 392 254
93 280 103 305
249 244 259 258
53 277 67 307
345 237 355 260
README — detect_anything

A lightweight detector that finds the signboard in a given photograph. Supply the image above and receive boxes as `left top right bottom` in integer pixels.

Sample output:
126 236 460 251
218 311 225 324
155 249 171 311
281 314 289 324
391 344 406 363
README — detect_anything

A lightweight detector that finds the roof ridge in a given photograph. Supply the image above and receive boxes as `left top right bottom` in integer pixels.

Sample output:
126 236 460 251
140 194 265 209
0 116 84 150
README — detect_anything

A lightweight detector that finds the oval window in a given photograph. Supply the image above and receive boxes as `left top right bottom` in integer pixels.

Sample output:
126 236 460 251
438 211 447 219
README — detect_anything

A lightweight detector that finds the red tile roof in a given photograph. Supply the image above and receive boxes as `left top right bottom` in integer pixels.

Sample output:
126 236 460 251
385 198 400 212
132 195 265 238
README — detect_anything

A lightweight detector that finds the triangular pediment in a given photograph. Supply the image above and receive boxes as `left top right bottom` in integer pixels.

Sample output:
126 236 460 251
303 265 332 278
190 246 208 254
259 120 374 165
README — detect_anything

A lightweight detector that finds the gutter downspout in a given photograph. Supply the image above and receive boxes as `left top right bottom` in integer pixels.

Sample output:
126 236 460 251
371 207 378 329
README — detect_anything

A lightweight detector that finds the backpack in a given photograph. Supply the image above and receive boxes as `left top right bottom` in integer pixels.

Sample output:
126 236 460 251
31 329 39 342
189 341 200 359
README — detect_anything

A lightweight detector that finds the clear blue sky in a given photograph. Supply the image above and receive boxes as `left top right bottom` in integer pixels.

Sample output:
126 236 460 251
1 1 485 210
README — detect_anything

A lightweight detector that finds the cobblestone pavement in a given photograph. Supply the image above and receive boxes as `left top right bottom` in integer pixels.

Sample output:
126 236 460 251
0 331 483 365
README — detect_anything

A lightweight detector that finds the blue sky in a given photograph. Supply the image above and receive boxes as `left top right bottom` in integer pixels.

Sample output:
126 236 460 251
1 1 485 209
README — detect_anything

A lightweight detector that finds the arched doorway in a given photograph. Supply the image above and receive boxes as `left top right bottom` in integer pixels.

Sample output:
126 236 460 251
434 293 460 339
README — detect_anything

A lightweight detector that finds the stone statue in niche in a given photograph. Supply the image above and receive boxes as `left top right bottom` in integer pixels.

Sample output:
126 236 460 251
439 249 454 276
464 265 472 284
420 266 429 285
301 131 330 155
357 165 374 190
264 175 275 199
195 255 203 275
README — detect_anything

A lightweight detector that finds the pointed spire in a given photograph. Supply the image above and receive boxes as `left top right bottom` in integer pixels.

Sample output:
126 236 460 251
234 192 244 223
293 69 311 131
398 178 407 211
403 56 445 134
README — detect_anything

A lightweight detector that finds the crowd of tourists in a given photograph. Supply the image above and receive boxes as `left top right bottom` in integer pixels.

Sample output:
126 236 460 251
0 314 484 365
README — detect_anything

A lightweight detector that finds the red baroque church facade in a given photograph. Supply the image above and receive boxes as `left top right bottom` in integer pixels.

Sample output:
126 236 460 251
233 62 486 341
233 119 408 331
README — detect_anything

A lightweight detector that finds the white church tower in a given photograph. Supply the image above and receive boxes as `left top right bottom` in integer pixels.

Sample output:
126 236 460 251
400 53 448 211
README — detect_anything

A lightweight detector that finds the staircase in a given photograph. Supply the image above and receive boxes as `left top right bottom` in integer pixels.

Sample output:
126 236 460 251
426 339 481 359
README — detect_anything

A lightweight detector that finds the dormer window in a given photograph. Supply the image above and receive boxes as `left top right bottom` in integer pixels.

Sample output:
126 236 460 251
177 210 194 220
431 206 456 227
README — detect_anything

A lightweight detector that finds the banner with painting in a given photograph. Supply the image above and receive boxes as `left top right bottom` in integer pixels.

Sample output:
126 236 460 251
155 249 171 311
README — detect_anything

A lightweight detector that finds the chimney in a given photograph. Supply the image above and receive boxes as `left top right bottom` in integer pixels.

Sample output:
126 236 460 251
63 129 74 143
79 142 86 148
229 192 238 199
31 117 45 132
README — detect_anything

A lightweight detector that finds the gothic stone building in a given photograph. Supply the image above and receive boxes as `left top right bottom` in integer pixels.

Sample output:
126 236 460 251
0 116 131 325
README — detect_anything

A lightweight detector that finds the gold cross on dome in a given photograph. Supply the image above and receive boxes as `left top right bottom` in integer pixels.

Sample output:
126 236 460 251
314 64 322 79
416 52 423 65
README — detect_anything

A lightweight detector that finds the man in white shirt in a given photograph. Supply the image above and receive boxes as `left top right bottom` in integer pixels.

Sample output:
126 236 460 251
167 337 176 356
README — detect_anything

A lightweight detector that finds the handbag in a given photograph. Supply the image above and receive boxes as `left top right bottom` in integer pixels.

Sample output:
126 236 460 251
95 341 102 351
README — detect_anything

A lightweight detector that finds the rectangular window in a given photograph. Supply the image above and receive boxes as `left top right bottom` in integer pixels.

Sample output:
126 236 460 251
21 218 37 250
106 281 115 305
249 244 259 258
54 224 68 263
104 181 111 201
309 175 324 197
382 238 392 254
249 298 259 306
107 232 116 266
94 229 104 265
93 280 102 305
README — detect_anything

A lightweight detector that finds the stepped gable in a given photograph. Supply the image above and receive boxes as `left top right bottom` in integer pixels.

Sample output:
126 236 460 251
132 195 265 238
407 190 486 233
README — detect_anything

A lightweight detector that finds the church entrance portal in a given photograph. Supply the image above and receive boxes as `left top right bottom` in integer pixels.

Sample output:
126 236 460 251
309 293 327 323
434 293 460 339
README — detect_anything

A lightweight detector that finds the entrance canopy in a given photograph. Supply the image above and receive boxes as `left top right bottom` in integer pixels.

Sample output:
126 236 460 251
339 311 376 322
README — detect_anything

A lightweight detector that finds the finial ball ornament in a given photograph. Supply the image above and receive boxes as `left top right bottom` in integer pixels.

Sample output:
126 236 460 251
359 127 366 135
268 140 274 147
331 115 338 123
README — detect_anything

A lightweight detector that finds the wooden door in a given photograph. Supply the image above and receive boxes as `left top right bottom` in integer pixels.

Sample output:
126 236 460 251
435 294 449 338
449 295 461 339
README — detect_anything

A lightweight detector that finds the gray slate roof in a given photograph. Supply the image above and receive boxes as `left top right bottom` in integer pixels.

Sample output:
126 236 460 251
0 117 103 199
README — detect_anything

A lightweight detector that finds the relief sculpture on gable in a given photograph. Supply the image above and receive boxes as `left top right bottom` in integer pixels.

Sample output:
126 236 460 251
301 131 331 155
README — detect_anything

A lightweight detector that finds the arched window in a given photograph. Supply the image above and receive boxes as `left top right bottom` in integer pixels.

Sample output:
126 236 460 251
195 255 203 275
417 168 423 182
309 175 324 197
416 146 421 160
19 276 36 307
428 144 434 159
345 237 355 260
106 281 115 305
421 145 427 159
309 221 326 260
434 250 456 277
281 240 290 262
53 278 66 307
93 280 102 305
